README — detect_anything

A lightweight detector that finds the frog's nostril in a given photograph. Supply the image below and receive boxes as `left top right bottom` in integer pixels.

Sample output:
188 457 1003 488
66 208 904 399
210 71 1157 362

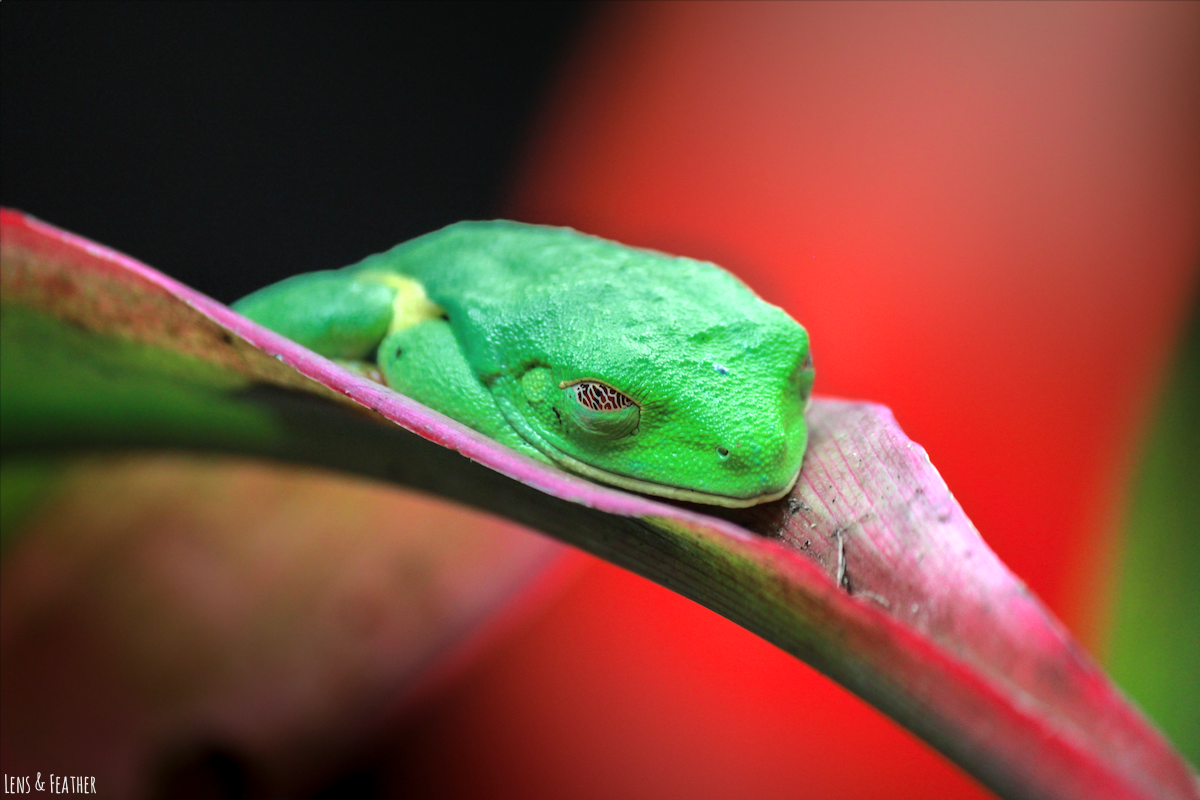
717 446 730 459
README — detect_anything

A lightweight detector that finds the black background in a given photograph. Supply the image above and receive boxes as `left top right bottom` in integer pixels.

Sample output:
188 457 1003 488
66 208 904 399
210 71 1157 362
2 3 589 797
1 1 589 303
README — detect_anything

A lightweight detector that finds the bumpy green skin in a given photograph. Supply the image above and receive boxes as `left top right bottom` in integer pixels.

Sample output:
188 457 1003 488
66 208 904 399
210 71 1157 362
234 222 813 507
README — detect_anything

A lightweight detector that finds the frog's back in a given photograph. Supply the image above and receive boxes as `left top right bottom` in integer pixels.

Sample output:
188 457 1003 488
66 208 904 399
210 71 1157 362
346 220 803 390
347 221 761 317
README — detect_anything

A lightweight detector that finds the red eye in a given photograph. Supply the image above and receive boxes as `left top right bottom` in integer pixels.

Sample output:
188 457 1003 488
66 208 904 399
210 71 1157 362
573 381 635 412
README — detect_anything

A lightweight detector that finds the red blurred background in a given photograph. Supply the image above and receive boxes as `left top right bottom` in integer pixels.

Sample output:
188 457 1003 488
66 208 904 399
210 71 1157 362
380 3 1200 798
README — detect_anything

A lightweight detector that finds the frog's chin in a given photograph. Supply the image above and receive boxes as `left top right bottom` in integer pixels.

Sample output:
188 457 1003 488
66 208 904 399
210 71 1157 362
545 448 801 508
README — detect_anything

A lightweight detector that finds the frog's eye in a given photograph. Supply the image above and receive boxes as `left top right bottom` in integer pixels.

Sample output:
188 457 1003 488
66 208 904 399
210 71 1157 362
560 380 640 439
572 381 635 412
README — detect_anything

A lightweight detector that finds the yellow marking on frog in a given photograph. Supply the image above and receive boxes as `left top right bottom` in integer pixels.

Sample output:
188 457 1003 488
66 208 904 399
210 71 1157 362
360 272 445 333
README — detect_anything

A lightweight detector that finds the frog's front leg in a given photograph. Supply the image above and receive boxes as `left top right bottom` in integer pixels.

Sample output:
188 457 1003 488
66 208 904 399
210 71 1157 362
378 320 538 456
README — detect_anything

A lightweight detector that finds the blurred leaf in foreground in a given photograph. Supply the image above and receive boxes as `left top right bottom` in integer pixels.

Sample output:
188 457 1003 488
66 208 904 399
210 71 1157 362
0 454 564 797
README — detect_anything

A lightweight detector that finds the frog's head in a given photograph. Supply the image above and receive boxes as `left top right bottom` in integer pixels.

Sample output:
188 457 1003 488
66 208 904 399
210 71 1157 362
497 319 811 507
461 240 813 508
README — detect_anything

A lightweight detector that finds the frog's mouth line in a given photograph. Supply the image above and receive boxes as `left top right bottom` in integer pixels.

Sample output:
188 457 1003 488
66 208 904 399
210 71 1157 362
494 392 799 507
540 445 802 508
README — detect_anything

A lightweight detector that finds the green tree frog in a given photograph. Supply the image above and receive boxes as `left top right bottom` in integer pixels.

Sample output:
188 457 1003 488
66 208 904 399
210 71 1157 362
233 221 813 507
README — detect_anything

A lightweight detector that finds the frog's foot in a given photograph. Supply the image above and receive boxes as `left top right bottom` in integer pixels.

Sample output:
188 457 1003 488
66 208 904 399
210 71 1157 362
332 358 386 385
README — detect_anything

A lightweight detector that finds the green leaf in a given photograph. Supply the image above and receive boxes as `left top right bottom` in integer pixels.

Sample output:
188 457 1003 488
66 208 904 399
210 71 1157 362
1107 301 1200 765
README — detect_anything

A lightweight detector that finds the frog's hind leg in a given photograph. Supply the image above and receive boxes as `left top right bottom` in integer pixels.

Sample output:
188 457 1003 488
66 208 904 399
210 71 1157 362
233 271 395 359
232 270 442 362
378 320 531 453
235 270 530 449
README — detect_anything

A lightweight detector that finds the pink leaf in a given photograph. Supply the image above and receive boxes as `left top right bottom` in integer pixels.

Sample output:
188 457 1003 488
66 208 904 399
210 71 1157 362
2 209 1194 799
